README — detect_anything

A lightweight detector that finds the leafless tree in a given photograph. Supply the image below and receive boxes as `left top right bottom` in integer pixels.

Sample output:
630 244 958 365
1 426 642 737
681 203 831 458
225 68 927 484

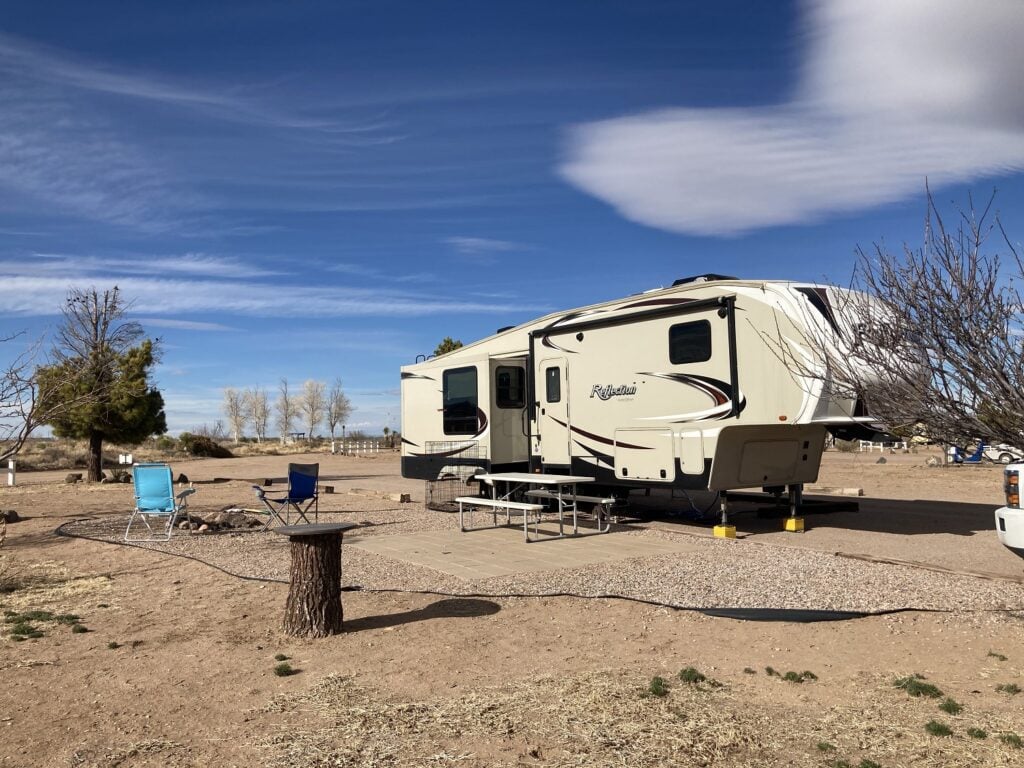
275 378 297 441
245 387 270 443
300 380 327 439
326 377 352 440
1 335 49 463
796 190 1024 449
223 388 247 443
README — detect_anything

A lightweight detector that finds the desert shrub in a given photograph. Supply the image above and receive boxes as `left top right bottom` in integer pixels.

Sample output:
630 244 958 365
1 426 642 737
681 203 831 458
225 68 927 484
646 676 669 697
939 697 962 715
834 439 858 453
178 433 234 458
894 674 943 698
925 720 953 737
678 667 706 685
152 435 178 452
999 732 1023 748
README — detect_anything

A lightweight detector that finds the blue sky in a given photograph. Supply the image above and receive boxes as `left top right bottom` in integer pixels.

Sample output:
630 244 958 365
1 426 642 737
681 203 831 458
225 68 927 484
2 0 1024 435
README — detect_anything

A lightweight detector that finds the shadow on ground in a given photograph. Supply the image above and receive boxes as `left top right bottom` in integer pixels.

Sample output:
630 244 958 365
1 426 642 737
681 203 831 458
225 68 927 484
626 491 999 538
344 597 500 633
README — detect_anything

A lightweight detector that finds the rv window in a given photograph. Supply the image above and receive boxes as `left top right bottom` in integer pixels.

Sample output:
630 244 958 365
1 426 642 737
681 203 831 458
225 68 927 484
443 366 479 435
669 320 712 364
545 366 561 403
495 366 525 408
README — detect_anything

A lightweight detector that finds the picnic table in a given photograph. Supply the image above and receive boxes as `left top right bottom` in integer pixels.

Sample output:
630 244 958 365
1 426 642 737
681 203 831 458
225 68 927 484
456 472 611 542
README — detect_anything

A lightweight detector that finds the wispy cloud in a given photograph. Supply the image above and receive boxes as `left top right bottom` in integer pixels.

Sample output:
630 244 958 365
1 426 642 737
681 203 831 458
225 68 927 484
0 275 547 319
560 0 1024 236
25 252 280 279
0 32 403 232
0 31 391 136
444 236 528 264
136 318 239 332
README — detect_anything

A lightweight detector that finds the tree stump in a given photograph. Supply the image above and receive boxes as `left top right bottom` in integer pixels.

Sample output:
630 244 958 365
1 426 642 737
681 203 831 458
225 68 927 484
274 523 358 637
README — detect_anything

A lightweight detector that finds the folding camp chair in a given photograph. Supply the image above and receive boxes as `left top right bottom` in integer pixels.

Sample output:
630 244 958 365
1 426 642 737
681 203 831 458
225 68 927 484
126 463 195 541
251 463 319 529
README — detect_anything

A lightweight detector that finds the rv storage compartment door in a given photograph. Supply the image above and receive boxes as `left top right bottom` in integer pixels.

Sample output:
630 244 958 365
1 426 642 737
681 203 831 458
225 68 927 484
614 429 674 482
707 424 826 490
676 431 705 475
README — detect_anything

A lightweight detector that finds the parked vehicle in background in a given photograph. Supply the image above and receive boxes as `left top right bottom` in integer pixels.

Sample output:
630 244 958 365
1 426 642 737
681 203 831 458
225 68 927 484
984 443 1024 464
995 463 1024 559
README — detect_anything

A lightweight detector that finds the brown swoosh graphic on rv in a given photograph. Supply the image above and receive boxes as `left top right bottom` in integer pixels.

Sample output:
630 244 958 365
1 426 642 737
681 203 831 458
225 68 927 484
637 372 747 420
472 407 488 438
573 439 615 466
548 416 652 450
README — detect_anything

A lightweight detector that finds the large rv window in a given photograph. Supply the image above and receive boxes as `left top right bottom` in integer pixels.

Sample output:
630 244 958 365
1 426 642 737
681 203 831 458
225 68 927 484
669 320 712 364
495 366 525 408
443 366 478 435
545 366 561 403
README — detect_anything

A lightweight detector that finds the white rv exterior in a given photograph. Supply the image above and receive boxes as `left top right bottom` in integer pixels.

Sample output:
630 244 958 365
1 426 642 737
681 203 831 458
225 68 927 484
400 276 873 495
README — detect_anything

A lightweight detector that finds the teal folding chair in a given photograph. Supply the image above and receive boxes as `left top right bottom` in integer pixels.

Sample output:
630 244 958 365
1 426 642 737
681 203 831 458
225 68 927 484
126 463 195 541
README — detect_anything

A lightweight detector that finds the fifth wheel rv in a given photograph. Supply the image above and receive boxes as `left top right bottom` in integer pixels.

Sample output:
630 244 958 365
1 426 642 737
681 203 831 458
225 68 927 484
400 276 875 500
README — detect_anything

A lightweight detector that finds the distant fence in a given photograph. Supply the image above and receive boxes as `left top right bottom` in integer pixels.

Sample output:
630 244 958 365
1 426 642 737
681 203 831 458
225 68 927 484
858 440 908 453
331 441 382 456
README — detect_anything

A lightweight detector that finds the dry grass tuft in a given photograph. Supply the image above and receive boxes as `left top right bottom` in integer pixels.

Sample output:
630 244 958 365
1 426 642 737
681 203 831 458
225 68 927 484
264 671 768 767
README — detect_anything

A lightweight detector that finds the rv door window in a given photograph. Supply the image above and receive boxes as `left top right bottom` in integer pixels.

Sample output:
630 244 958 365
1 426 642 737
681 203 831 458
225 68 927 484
669 320 712 364
495 366 525 408
545 366 561 403
443 366 479 435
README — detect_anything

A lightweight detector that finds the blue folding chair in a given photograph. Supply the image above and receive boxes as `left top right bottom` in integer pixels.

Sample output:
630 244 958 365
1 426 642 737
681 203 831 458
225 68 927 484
126 463 196 541
252 463 319 529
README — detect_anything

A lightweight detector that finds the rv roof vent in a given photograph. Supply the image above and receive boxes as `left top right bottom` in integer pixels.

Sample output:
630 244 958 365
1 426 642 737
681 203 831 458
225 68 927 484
672 273 738 286
496 325 515 334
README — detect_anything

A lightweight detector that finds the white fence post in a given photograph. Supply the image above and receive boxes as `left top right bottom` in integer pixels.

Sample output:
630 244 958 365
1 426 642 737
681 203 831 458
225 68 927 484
7 459 14 487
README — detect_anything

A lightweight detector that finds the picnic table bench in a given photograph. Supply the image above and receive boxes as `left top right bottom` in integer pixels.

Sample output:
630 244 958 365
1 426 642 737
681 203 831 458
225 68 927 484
524 489 616 532
455 496 545 541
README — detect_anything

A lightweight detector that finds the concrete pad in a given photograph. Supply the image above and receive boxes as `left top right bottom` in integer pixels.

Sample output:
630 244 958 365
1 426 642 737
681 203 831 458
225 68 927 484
349 526 698 579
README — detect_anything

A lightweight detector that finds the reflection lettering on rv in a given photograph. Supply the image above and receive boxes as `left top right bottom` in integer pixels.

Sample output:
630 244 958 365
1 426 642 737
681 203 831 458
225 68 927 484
590 383 638 400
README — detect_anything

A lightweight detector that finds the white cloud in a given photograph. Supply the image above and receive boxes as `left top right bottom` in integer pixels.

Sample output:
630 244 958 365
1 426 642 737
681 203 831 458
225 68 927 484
0 275 545 319
444 236 526 263
24 252 280 279
445 236 522 254
560 0 1024 236
136 318 238 332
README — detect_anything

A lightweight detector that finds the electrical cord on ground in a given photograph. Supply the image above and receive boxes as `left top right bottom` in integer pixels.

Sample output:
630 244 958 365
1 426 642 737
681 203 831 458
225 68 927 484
51 519 997 623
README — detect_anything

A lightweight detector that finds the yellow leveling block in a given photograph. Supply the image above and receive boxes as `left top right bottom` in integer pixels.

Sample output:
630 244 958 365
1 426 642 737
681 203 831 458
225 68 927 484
783 517 805 532
713 524 736 538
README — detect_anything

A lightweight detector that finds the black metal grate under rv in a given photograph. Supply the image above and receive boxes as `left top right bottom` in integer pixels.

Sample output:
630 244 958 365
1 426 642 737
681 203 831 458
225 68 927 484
423 440 487 512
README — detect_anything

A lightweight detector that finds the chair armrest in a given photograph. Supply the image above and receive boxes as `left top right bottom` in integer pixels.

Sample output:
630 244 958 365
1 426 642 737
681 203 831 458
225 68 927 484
176 488 196 501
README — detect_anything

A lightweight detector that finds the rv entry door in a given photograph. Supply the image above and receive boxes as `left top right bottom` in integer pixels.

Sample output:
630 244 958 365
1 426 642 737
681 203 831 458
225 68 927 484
538 357 571 467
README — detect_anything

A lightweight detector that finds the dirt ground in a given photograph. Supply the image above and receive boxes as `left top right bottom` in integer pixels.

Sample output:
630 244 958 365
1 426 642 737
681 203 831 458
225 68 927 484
1 449 1023 767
